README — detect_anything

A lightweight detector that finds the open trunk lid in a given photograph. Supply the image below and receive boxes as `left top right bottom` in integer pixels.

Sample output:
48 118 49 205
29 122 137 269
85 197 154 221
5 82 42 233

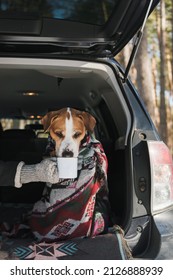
0 0 160 57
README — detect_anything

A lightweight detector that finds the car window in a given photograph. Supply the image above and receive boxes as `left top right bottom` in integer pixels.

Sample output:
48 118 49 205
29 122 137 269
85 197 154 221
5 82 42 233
0 118 41 130
0 0 117 25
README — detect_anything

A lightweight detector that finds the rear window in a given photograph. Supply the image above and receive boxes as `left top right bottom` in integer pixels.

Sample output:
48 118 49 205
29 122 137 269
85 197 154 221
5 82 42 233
0 0 117 25
0 118 49 137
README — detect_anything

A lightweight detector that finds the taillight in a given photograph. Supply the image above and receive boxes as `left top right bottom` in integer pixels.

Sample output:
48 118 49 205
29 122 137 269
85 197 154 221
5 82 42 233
148 141 173 213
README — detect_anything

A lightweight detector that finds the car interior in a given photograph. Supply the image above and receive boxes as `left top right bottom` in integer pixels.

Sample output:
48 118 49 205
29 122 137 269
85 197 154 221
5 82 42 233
0 58 132 229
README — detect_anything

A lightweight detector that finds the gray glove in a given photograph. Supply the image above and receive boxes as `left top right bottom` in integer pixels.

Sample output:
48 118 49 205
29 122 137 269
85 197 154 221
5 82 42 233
15 158 59 188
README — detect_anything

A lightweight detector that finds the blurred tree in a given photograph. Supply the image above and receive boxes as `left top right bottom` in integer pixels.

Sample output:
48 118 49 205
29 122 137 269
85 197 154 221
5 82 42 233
134 27 156 122
159 0 167 143
118 0 172 151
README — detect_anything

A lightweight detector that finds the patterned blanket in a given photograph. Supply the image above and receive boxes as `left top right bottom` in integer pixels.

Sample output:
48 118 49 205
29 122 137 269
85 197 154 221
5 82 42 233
0 135 132 260
0 225 132 260
1 134 110 242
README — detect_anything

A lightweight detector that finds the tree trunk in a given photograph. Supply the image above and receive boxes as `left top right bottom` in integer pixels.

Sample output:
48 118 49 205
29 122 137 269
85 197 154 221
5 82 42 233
171 0 173 90
134 27 156 122
151 40 160 130
159 0 167 144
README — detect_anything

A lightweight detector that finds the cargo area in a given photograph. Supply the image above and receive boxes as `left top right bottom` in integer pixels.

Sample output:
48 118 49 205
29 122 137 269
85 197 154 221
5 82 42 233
0 59 132 252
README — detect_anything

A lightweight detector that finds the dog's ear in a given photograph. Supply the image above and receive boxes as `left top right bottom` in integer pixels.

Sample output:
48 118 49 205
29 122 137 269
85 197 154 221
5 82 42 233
41 111 60 132
80 111 96 133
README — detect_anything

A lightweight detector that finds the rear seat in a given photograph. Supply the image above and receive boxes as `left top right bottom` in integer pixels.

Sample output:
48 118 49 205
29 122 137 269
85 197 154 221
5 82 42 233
0 129 47 203
0 129 36 162
0 122 3 137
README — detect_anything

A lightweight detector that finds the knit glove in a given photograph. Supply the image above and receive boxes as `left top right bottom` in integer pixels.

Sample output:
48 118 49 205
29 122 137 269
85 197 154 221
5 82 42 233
15 158 59 188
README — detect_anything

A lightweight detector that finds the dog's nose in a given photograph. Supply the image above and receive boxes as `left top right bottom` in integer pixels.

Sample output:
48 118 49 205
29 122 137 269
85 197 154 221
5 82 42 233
62 149 74 157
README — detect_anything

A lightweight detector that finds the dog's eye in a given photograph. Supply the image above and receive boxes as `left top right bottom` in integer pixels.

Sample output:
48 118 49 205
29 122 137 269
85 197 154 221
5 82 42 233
73 132 81 139
55 131 64 138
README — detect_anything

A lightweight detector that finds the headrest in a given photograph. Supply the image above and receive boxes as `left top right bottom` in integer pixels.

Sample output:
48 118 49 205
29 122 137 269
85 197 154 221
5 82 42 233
25 124 43 130
2 129 36 139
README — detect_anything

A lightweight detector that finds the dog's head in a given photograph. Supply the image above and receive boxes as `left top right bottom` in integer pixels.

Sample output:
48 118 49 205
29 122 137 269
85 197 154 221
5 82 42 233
41 108 96 157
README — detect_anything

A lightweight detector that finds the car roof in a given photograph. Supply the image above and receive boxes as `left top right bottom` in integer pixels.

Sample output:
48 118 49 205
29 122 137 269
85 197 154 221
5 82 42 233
0 58 113 119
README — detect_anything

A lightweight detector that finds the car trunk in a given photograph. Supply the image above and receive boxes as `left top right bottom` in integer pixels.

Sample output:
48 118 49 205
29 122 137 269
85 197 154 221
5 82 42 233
0 0 163 260
0 57 132 231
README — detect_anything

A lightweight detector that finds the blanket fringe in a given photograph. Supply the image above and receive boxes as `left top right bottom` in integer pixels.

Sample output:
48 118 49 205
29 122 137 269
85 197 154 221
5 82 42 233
109 225 133 259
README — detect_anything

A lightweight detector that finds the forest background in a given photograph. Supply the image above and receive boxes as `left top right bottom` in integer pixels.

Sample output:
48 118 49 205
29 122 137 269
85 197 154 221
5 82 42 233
116 0 173 154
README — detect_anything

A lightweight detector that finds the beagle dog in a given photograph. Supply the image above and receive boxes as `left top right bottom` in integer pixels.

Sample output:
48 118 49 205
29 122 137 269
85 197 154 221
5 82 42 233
27 107 109 241
1 108 109 242
41 107 96 158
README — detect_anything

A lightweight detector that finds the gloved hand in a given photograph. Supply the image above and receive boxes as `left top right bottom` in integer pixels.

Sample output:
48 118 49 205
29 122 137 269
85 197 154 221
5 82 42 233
15 158 59 188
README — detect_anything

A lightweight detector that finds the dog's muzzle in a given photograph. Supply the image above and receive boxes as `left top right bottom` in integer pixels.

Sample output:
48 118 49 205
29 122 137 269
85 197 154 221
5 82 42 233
62 149 74 157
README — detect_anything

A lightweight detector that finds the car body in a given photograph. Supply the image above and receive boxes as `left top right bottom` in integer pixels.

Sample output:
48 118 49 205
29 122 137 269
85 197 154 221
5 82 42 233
0 0 173 259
